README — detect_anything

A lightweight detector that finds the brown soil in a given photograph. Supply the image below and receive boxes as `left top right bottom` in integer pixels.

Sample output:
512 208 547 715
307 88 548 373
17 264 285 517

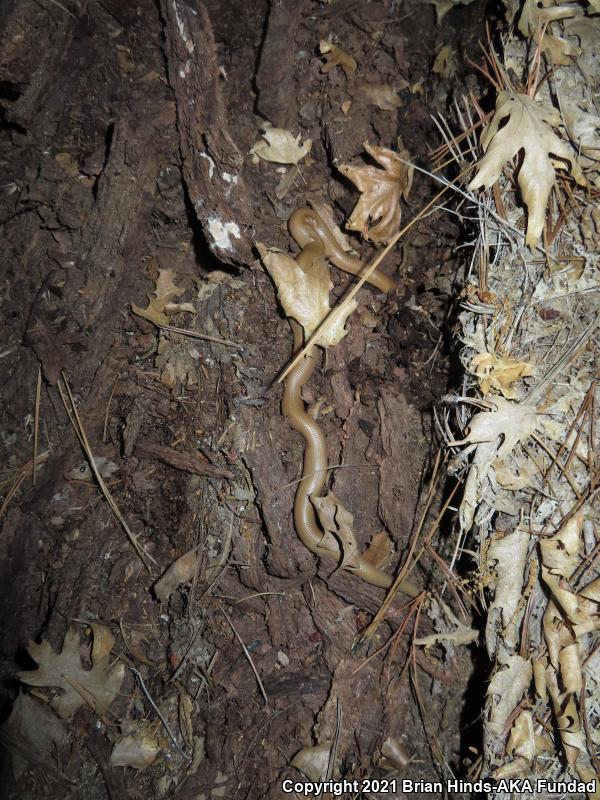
0 1 489 798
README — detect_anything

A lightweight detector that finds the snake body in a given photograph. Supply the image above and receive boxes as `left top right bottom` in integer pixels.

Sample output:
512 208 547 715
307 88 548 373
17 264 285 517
282 208 419 596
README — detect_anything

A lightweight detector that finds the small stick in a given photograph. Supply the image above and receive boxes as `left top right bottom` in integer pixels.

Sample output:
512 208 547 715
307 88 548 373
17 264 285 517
218 602 268 707
33 367 42 487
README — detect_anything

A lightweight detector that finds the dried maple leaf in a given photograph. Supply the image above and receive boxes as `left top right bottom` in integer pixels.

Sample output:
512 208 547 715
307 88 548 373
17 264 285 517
18 625 124 719
448 397 539 459
468 92 586 247
319 40 357 79
338 141 413 244
250 124 312 165
132 268 194 327
257 244 357 346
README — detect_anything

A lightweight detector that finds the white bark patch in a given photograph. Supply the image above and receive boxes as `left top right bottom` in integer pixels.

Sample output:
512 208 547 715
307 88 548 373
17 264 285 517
207 218 241 252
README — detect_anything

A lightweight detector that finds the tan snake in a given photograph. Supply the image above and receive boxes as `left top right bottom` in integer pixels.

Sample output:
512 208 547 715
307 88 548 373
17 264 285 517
282 208 419 595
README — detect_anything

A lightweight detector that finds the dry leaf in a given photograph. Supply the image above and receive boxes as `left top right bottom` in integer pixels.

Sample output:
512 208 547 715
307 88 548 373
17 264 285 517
358 83 402 110
257 244 357 345
362 530 394 568
66 456 119 482
486 528 529 653
468 92 586 247
132 268 194 327
18 625 124 719
250 124 312 165
380 737 411 770
470 352 534 398
291 741 332 781
432 45 457 78
0 692 67 780
312 492 359 570
153 548 199 602
487 654 532 737
448 397 539 460
540 513 585 624
518 0 581 37
338 141 413 243
110 726 161 769
507 710 536 762
319 40 357 79
563 104 600 161
179 690 194 747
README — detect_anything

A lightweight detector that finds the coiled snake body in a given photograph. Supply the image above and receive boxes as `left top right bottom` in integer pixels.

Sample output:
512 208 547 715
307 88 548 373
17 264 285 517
282 209 419 596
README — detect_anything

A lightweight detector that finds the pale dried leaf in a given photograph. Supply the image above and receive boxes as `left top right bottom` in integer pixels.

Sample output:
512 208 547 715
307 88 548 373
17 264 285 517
257 244 357 345
487 654 532 737
291 741 332 782
18 627 124 719
319 40 357 79
361 530 394 568
507 710 536 762
486 528 529 653
448 397 539 460
132 268 193 326
518 0 581 37
468 92 585 247
563 104 600 161
338 141 413 243
540 513 585 623
312 492 359 570
0 693 67 780
250 125 312 165
110 727 161 769
470 352 534 398
153 548 199 602
380 737 411 770
432 45 457 78
358 83 402 110
179 691 194 746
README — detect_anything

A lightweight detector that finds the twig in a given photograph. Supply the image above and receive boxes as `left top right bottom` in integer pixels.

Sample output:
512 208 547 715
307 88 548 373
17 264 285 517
218 602 268 707
33 366 42 487
58 372 156 569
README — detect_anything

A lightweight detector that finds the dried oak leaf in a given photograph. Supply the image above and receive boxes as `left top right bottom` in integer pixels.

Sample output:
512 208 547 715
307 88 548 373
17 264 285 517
257 244 357 346
319 40 357 79
18 625 124 719
338 141 413 244
250 124 312 165
132 268 194 326
468 92 586 248
312 492 359 570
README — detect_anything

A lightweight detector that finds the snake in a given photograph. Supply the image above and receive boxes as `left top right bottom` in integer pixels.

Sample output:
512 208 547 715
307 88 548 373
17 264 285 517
281 208 419 595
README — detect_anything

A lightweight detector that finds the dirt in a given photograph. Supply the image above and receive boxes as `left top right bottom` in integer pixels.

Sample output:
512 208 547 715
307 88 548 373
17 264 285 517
0 1 490 798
